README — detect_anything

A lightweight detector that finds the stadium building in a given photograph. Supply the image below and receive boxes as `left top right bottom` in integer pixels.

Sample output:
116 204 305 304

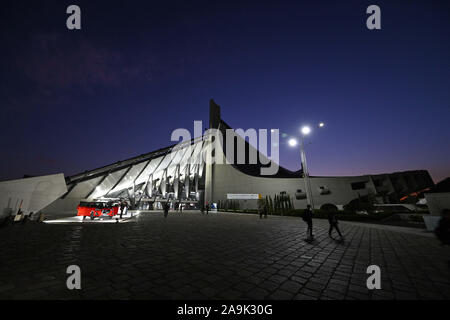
0 100 434 218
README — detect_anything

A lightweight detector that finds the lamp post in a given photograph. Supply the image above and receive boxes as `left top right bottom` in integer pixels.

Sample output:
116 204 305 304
289 123 324 210
300 126 314 210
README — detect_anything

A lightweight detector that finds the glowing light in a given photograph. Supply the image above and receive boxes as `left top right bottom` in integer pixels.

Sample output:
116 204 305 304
288 138 297 147
301 126 311 135
319 122 325 128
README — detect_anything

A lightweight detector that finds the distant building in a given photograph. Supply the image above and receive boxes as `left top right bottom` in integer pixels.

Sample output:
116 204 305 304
42 100 433 216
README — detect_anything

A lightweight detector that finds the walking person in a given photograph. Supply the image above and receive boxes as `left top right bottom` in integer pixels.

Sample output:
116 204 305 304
119 200 125 219
302 205 314 240
206 203 210 215
327 208 344 241
164 202 170 218
259 202 268 219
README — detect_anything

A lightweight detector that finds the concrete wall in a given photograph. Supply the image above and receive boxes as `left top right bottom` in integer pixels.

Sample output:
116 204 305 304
0 174 67 218
212 163 378 209
424 192 450 216
40 197 81 218
208 141 377 210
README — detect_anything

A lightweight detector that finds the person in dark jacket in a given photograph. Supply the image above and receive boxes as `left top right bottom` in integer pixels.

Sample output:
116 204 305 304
119 201 125 219
302 205 314 240
328 209 344 240
259 203 268 219
163 202 170 218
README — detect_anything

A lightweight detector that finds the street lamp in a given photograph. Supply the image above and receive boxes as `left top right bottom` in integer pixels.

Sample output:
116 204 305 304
299 126 314 210
288 124 324 210
288 138 297 147
301 126 311 135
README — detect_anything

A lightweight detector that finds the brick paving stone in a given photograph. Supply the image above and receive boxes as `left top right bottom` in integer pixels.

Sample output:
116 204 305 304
290 275 309 285
326 283 347 294
0 211 449 300
298 287 322 299
232 281 255 293
293 293 316 300
279 280 302 294
304 280 327 292
266 274 288 284
258 280 280 292
243 287 270 300
268 289 295 300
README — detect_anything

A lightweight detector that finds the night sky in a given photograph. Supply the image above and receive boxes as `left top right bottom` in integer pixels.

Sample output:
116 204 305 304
1 0 449 182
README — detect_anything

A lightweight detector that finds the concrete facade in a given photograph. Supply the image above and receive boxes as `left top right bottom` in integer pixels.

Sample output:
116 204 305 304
424 192 450 216
0 174 67 218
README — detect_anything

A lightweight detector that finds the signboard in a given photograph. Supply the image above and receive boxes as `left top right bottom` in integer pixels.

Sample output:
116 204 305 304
226 194 262 200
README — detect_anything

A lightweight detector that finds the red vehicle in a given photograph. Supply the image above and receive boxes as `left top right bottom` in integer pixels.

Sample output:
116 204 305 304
77 201 120 220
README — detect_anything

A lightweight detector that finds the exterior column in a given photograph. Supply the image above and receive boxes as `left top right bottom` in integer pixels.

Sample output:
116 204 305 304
204 99 221 206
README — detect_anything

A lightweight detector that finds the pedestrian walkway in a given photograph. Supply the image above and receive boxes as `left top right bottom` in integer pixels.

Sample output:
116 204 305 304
339 220 434 238
0 211 449 300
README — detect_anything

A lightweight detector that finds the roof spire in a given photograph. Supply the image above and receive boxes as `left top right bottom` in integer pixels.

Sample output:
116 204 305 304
209 99 221 129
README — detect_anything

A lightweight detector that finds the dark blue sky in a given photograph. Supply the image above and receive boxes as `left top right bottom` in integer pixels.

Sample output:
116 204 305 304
1 0 449 182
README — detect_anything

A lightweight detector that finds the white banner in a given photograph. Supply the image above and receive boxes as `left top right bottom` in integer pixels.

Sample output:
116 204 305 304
226 194 261 200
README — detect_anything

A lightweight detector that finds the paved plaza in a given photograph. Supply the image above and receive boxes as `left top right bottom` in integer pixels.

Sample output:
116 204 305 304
0 211 449 300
